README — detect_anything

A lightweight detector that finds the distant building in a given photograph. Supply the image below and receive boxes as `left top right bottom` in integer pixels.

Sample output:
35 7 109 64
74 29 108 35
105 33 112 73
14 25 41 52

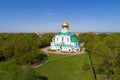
50 22 80 52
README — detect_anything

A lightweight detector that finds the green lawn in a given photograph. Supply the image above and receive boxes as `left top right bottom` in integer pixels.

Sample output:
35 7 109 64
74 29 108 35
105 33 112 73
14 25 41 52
0 60 20 80
0 53 94 80
35 53 94 80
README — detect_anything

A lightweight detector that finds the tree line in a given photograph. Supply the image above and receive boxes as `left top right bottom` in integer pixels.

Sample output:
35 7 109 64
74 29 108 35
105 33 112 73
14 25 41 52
0 33 54 80
0 33 54 64
76 32 120 80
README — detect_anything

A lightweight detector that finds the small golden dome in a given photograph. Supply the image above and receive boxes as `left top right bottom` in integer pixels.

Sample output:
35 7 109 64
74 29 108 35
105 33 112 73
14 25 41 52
62 22 69 28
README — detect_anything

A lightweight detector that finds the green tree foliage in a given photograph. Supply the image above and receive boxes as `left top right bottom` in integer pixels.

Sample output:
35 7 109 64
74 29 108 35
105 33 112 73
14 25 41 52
32 51 48 64
38 33 55 48
0 33 53 64
76 32 100 53
13 35 38 64
1 38 15 60
0 33 52 80
92 42 113 80
77 32 120 80
4 65 41 80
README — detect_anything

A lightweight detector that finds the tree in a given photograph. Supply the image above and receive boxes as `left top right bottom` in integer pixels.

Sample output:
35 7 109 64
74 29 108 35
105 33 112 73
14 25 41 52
92 42 113 80
1 38 15 60
38 33 55 48
13 35 39 64
91 33 120 80
79 32 100 53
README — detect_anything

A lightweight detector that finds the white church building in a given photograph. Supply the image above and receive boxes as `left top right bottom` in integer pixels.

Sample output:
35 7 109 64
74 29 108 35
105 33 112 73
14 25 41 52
50 22 80 52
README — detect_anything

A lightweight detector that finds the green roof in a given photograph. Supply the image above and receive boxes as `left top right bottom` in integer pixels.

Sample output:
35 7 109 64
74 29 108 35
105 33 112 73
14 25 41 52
56 32 73 36
55 42 64 46
71 37 78 42
62 44 74 47
55 42 74 48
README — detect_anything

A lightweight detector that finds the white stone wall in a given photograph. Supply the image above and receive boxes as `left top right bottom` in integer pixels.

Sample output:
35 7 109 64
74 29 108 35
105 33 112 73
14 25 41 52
64 36 70 44
50 32 80 52
71 42 76 47
51 45 56 50
54 35 70 44
62 47 67 51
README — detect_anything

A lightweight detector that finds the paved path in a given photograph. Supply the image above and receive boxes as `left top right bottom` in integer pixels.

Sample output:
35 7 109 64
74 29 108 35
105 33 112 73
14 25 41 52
41 46 85 55
41 46 50 53
32 47 85 68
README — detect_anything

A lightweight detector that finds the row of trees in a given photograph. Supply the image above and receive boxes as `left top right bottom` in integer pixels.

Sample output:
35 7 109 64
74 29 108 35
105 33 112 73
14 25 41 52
0 33 54 80
0 33 54 64
76 32 120 80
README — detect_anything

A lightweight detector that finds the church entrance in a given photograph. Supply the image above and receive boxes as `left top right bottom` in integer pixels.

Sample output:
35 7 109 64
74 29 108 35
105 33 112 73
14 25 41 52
68 49 71 52
77 49 79 52
69 49 70 52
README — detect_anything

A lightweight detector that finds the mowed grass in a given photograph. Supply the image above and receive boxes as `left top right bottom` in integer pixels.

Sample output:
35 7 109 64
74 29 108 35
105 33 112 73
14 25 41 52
0 60 20 80
35 53 94 80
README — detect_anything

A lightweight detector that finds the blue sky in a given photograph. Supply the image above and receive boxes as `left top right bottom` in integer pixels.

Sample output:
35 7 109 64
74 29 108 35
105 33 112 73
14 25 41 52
0 0 120 32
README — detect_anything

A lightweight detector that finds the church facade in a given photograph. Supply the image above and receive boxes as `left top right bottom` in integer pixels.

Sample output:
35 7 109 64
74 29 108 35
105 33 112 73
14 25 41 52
50 22 80 52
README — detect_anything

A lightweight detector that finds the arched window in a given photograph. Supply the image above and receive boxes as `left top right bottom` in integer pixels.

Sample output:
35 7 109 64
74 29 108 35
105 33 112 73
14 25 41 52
62 37 64 41
57 37 58 41
69 49 71 52
67 37 69 42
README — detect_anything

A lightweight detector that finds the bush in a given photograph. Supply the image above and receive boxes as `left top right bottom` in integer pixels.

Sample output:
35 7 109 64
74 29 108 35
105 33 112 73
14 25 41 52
96 67 105 74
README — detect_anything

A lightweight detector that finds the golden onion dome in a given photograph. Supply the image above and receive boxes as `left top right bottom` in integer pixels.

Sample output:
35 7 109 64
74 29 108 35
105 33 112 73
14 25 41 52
62 22 69 28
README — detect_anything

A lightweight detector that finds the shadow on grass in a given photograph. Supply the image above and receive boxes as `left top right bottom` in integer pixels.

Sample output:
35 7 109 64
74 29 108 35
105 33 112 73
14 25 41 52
31 53 48 66
37 76 48 80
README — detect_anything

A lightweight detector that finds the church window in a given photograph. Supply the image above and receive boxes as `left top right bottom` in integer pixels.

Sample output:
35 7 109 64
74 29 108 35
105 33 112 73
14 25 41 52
62 37 64 41
67 37 69 42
